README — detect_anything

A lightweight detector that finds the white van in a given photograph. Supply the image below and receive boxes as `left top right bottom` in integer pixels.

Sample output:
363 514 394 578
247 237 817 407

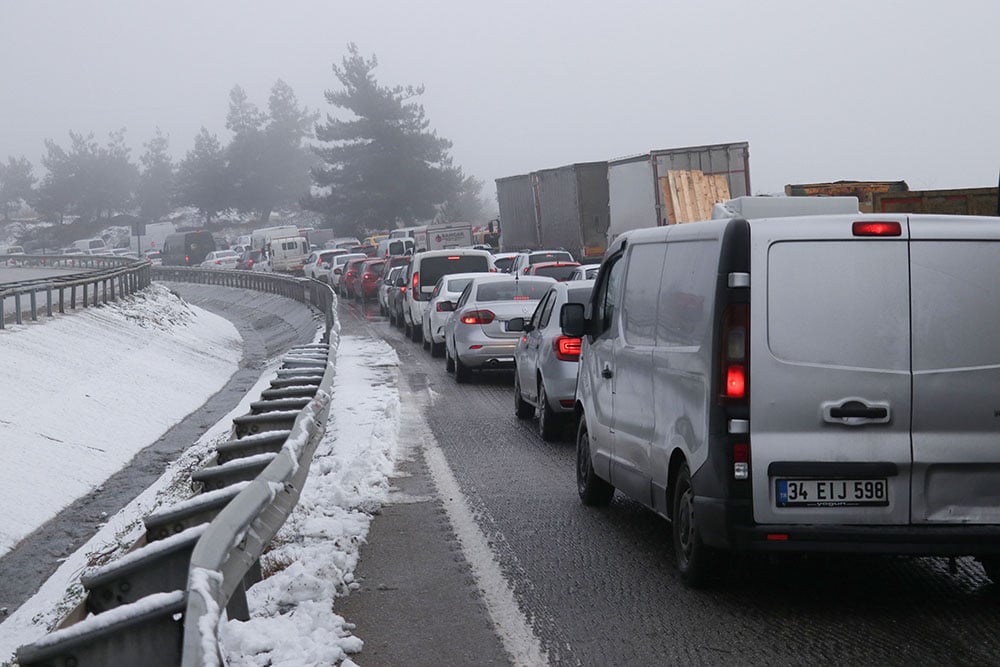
563 211 1000 588
72 238 107 253
377 236 415 258
402 248 495 342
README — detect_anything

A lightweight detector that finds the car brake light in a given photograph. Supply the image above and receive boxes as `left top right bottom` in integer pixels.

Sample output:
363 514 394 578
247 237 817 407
448 256 461 260
733 443 750 480
852 221 901 237
512 295 530 301
720 304 749 402
412 271 419 299
363 273 371 280
553 336 581 361
184 255 190 263
461 309 495 325
214 260 221 264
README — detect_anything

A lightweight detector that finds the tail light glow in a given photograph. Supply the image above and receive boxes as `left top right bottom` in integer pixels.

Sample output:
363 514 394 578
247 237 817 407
720 304 749 402
412 271 419 299
853 221 901 237
726 365 746 398
461 309 495 325
553 336 582 361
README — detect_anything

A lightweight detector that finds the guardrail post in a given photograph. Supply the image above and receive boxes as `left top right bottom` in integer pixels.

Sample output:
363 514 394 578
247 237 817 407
46 286 53 317
59 286 65 313
94 280 100 307
1 298 5 329
15 293 23 324
29 290 37 322
81 284 86 309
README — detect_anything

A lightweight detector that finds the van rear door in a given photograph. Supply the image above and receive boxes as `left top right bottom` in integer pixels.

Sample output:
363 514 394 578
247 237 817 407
908 216 1000 524
750 215 912 525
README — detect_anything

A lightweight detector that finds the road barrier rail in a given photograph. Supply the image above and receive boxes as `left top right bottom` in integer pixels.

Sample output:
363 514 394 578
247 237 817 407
0 254 151 328
15 338 339 666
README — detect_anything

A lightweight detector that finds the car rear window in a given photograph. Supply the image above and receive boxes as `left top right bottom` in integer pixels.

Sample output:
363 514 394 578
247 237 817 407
533 264 579 280
446 277 474 293
529 252 572 265
476 279 552 302
419 256 489 288
493 256 515 272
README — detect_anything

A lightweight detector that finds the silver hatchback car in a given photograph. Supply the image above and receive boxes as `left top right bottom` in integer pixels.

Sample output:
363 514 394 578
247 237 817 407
422 272 486 358
509 280 595 441
442 275 555 383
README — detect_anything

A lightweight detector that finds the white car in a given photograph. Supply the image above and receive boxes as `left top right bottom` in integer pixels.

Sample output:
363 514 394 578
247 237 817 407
510 250 574 275
568 264 599 281
491 252 520 273
421 272 483 357
200 250 240 269
327 252 367 291
303 249 347 282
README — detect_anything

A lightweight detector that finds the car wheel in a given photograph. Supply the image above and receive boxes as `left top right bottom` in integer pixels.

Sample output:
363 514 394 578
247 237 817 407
404 320 412 338
422 328 431 350
445 344 455 373
454 353 471 383
537 380 562 441
431 340 445 358
672 462 723 589
980 557 1000 584
576 414 613 506
513 370 533 419
410 321 423 343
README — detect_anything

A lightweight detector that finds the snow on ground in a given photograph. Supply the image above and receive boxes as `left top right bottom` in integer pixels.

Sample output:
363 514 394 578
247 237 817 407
0 283 241 558
0 315 402 665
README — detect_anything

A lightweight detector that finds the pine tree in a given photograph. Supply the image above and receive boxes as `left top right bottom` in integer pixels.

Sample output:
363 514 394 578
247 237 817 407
0 156 36 220
305 44 469 236
137 129 175 223
176 128 230 224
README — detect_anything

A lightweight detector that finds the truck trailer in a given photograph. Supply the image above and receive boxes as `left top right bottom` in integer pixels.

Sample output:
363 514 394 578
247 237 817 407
607 142 751 241
872 186 999 216
496 162 609 261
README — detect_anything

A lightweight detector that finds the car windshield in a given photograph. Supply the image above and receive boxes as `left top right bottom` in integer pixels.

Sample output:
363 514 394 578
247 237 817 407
475 279 552 302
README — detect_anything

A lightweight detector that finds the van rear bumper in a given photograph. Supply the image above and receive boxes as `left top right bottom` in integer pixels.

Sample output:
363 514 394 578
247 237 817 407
695 496 1000 556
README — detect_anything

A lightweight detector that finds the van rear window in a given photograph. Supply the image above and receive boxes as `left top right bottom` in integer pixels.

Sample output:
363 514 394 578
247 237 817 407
767 241 909 370
419 256 489 288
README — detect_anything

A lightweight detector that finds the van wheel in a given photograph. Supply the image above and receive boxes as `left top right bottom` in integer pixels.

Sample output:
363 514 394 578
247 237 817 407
980 557 1000 584
513 371 533 419
537 381 562 441
454 355 471 383
576 415 613 506
672 462 721 589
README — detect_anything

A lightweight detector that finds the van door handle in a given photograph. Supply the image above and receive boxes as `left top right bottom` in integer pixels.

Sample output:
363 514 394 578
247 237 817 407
601 365 613 379
823 399 890 425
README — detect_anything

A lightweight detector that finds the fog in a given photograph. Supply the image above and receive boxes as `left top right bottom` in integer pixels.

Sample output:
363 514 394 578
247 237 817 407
2 0 997 196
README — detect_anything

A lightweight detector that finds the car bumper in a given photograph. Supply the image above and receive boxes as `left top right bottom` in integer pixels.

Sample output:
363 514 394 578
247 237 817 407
456 339 518 369
695 496 1000 556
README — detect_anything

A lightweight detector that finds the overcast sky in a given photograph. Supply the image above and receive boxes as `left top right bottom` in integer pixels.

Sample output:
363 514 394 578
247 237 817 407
2 0 998 198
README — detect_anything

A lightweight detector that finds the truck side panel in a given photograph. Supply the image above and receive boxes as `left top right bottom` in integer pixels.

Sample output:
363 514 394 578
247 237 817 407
607 157 657 241
497 174 539 252
534 166 584 258
575 163 610 259
873 187 999 216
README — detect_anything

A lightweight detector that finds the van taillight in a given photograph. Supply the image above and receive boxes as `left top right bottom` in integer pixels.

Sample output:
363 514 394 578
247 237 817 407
412 271 419 299
733 443 750 480
553 336 582 361
853 221 901 237
720 304 749 402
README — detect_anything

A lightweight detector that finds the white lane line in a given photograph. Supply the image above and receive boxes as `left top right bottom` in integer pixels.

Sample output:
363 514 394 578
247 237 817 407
402 396 549 667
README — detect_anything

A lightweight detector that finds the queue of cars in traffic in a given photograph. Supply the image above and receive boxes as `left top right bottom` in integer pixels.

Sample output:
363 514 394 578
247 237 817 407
327 205 1000 593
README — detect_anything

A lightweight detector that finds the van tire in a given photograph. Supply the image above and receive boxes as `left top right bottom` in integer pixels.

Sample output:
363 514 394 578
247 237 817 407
537 381 561 441
980 557 1000 584
672 463 721 589
513 371 533 419
576 415 613 506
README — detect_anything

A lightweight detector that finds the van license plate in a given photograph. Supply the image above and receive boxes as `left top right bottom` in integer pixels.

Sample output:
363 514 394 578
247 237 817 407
776 479 888 508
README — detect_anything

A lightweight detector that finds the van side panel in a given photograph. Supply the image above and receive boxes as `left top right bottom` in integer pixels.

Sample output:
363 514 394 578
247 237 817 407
909 218 1000 524
750 217 912 526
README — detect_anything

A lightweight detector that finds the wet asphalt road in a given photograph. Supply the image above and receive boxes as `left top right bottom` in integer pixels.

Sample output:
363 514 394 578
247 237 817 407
337 296 1000 666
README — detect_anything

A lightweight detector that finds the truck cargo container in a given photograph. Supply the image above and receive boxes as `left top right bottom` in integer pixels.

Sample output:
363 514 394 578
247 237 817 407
607 142 751 241
872 187 999 216
414 221 473 252
785 180 908 213
496 163 609 261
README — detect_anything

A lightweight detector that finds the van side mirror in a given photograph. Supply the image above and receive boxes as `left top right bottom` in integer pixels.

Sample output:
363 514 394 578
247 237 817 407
439 301 455 312
560 303 586 337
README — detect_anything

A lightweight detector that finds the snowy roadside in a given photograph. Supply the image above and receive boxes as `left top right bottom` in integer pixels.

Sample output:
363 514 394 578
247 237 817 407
0 333 402 665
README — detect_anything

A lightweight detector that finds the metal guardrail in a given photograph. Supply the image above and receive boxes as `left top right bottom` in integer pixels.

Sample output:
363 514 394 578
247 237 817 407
13 267 340 665
0 254 152 328
15 339 339 666
151 266 335 341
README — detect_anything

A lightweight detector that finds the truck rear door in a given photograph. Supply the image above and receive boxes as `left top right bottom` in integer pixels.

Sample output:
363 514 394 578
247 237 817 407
908 216 1000 524
750 215 912 525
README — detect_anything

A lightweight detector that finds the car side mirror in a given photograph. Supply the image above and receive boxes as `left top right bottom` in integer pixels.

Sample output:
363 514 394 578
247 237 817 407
506 317 525 332
560 302 586 337
333 267 342 275
321 262 330 269
394 276 406 287
439 301 455 312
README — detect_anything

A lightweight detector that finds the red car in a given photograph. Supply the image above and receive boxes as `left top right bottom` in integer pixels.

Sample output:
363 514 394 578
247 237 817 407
341 257 368 299
526 261 581 281
358 258 387 300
